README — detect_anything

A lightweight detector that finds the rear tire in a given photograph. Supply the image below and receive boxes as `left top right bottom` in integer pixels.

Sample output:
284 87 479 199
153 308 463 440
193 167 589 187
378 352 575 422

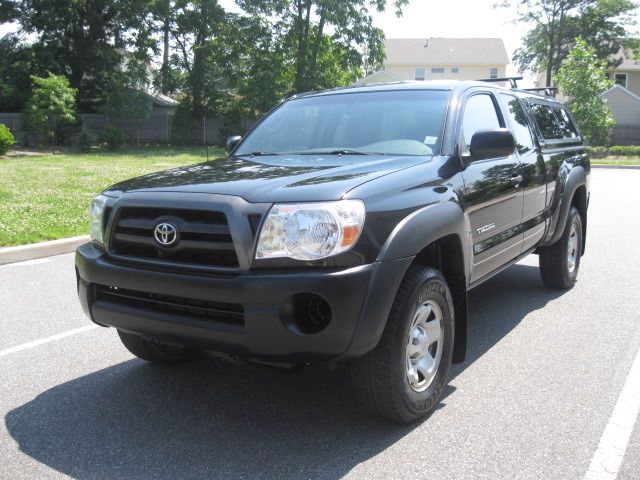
351 266 454 423
117 330 199 364
539 206 583 290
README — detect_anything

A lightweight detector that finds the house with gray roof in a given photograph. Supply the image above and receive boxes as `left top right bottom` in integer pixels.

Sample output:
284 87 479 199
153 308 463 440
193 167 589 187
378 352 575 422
357 38 509 85
599 47 640 144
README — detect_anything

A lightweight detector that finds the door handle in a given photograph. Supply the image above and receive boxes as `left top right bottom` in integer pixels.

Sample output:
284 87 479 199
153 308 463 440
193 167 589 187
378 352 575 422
511 175 523 186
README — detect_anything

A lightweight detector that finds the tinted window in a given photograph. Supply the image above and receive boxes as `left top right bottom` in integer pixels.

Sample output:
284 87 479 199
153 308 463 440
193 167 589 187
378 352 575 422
462 94 502 148
528 102 563 139
236 90 450 157
415 68 425 81
500 94 535 154
555 108 579 139
528 102 579 140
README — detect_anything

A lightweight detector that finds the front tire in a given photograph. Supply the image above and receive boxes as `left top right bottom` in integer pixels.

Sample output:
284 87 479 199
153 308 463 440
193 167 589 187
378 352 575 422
117 330 199 364
539 206 583 290
351 266 455 423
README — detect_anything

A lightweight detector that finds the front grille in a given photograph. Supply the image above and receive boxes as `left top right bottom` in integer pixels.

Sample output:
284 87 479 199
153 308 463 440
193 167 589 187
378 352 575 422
94 285 244 326
109 207 239 268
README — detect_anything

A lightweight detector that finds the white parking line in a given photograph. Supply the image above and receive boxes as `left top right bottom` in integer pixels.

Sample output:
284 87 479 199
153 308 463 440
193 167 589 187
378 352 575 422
584 346 640 480
0 325 98 359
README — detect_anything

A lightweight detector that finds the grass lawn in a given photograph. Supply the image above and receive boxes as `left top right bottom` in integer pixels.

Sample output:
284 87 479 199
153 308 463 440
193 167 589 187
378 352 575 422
591 156 640 166
0 146 223 247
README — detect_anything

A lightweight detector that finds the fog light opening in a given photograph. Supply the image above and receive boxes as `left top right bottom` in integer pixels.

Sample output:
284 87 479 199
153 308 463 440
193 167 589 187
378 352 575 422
280 293 332 335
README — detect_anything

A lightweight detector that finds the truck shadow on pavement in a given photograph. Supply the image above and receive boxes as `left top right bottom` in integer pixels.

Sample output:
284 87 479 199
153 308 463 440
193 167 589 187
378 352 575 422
5 262 564 479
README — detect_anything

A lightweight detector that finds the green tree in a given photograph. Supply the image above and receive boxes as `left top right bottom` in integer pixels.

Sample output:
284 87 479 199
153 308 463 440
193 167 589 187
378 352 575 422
0 35 41 112
498 0 637 86
22 73 77 146
235 0 408 93
170 0 227 114
554 38 615 145
2 0 156 111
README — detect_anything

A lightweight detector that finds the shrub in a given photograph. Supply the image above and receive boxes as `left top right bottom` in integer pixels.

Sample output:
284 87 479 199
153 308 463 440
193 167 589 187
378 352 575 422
102 125 126 151
0 123 15 155
72 125 95 152
585 146 608 158
609 145 640 156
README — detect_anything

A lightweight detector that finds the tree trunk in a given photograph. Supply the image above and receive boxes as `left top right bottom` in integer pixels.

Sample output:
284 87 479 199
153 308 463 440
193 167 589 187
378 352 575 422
192 1 209 114
161 14 170 94
307 10 326 91
545 28 555 87
295 0 312 93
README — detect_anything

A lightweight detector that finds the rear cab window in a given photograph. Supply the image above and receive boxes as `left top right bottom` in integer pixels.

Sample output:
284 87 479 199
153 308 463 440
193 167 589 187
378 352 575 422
525 100 580 145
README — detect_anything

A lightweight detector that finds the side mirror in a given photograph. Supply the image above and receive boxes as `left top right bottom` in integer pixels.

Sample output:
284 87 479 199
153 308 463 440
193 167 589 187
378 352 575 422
226 135 242 154
468 129 516 160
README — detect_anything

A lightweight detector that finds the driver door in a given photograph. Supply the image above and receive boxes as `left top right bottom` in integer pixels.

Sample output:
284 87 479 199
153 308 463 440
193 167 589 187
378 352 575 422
459 92 524 283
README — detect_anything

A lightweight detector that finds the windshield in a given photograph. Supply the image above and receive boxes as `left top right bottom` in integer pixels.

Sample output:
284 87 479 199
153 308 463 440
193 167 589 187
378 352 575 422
235 90 450 157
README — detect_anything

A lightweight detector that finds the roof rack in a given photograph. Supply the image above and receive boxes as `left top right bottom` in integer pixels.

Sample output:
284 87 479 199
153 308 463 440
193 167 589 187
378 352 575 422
522 87 558 98
476 76 523 88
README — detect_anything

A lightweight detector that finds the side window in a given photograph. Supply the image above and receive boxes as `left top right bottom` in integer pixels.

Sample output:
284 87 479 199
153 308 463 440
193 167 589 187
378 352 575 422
528 102 563 140
528 102 579 141
499 94 535 154
462 94 502 149
555 108 579 139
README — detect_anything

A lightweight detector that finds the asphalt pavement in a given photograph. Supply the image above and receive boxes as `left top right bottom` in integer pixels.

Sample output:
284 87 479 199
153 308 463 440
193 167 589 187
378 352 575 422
1 168 639 480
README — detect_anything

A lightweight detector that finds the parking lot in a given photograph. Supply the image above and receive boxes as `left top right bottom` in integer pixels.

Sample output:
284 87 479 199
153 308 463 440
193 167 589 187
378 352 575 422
1 168 639 479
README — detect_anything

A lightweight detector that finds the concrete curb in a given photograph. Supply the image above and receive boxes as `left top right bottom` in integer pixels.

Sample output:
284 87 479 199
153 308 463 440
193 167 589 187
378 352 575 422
592 164 640 170
0 235 89 266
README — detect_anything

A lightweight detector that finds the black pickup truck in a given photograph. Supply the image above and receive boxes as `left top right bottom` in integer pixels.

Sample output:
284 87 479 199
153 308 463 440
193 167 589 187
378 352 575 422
76 80 590 422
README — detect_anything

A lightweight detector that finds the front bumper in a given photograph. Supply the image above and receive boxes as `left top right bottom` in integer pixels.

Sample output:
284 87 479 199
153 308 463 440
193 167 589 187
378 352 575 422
76 243 412 361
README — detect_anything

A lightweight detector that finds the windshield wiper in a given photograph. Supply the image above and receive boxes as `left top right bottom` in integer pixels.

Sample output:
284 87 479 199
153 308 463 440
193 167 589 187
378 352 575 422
328 149 370 155
246 151 279 157
291 149 370 156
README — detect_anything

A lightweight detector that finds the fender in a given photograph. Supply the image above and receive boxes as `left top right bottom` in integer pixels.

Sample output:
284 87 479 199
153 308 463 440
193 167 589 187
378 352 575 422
377 200 472 276
345 200 471 362
542 164 587 247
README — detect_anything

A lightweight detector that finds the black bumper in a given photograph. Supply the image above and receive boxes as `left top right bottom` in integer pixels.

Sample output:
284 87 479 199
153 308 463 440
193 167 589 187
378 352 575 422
75 243 412 361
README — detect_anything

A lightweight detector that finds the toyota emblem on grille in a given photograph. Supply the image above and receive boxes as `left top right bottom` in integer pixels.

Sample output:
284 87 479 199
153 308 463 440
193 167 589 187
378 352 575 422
154 222 178 246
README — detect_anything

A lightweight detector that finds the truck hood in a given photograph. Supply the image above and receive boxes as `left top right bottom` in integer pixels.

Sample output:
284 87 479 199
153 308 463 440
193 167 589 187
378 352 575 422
104 154 430 203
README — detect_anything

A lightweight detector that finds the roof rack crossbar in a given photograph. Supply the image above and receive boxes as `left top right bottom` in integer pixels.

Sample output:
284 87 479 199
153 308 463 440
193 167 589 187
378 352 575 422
476 76 523 88
522 87 558 98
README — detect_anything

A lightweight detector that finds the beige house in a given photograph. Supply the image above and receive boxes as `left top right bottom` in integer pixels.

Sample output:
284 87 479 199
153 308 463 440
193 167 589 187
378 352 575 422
601 85 640 125
606 48 640 94
357 38 509 85
599 47 640 144
601 48 640 126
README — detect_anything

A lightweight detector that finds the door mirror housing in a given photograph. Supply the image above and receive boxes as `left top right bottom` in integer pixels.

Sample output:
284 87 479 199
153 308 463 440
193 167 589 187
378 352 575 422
226 135 242 154
468 129 516 160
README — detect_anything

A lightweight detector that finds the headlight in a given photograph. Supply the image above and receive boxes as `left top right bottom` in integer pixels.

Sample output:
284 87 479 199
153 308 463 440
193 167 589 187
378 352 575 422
256 200 365 261
89 194 108 245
